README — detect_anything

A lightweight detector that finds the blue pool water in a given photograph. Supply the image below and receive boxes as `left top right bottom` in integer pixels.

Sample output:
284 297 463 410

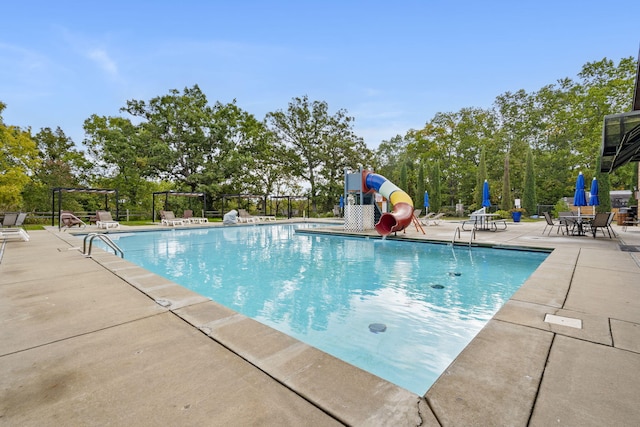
98 223 548 395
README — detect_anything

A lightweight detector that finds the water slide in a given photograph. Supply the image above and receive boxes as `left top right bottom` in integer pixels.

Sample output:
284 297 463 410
362 170 414 236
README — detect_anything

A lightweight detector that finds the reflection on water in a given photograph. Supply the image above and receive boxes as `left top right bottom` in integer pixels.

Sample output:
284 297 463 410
102 224 547 395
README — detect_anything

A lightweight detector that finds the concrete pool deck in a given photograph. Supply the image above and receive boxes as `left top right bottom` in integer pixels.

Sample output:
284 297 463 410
1 219 639 426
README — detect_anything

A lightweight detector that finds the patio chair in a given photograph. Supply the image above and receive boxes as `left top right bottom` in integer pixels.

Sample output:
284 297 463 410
542 212 564 236
60 211 86 231
0 212 30 241
183 210 208 224
426 212 446 226
96 211 120 229
590 212 616 239
1 212 18 227
0 227 30 241
237 209 257 223
160 211 184 226
419 212 436 225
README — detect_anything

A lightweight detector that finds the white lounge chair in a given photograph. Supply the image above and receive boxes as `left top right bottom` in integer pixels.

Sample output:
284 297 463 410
237 209 258 223
160 211 184 226
183 210 208 224
0 227 30 241
426 213 446 226
419 212 436 225
1 212 30 241
96 211 120 229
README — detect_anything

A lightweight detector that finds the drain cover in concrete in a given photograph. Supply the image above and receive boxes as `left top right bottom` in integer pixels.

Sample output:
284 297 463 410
544 314 582 329
619 245 640 252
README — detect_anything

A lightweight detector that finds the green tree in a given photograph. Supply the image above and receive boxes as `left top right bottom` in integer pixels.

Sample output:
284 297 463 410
83 115 151 211
22 127 91 212
522 147 536 215
416 163 425 210
121 85 218 190
431 160 442 213
501 153 512 211
267 95 364 213
399 163 408 193
0 102 40 210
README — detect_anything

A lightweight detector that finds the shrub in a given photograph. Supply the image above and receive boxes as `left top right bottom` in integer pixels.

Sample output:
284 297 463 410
552 199 570 217
495 209 511 219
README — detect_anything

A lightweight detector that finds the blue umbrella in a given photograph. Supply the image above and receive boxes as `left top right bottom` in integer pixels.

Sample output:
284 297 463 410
482 180 491 208
423 191 430 211
588 177 599 206
588 177 599 214
573 172 587 216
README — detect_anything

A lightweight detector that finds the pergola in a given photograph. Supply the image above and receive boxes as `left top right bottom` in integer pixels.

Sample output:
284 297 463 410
221 194 267 216
600 51 640 173
268 195 310 219
152 191 207 222
220 194 309 218
51 187 119 228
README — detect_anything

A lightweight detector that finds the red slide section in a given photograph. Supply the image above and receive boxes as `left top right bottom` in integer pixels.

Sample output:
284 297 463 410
362 170 414 236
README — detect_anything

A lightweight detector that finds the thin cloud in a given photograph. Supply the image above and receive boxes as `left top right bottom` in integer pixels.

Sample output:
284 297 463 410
87 48 118 76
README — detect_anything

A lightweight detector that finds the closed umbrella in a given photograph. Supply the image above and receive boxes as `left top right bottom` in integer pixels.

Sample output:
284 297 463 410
423 191 430 213
482 180 491 208
573 172 587 217
588 177 599 215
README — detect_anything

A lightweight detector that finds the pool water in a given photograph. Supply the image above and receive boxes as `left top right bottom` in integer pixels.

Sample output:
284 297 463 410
100 223 548 395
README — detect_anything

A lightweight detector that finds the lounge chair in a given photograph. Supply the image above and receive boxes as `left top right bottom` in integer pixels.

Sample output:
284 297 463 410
419 212 436 225
237 209 257 223
96 211 120 229
160 211 184 226
419 212 435 224
590 212 616 239
426 212 446 226
542 212 564 236
0 212 30 241
1 212 18 227
183 210 208 224
60 211 86 230
0 227 30 241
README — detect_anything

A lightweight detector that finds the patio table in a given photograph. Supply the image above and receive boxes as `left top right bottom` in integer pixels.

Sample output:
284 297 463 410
462 213 500 231
560 214 594 236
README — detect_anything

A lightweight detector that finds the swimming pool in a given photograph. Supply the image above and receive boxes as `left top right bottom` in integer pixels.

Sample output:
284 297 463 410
99 223 548 395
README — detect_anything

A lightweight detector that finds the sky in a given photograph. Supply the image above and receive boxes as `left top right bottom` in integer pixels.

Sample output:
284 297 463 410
1 1 639 150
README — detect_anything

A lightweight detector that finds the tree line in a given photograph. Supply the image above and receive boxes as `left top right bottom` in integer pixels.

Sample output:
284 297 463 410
1 56 637 218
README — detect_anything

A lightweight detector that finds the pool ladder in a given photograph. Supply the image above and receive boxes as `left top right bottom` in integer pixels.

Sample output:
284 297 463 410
452 227 475 247
83 233 124 258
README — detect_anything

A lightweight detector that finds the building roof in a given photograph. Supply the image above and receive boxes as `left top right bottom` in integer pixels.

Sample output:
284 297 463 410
600 50 640 173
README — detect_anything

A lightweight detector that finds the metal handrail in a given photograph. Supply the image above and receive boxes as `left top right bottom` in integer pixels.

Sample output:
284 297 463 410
83 233 124 258
452 226 476 247
468 229 476 247
452 227 461 244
